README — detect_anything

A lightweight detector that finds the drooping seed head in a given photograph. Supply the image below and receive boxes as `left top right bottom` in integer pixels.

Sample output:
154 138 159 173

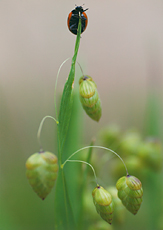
26 151 58 200
79 75 102 122
92 186 114 224
116 175 143 215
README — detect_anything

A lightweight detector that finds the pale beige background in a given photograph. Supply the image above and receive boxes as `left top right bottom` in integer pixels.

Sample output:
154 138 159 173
0 0 163 143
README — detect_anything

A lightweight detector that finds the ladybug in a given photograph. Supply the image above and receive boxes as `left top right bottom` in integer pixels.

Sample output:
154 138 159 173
67 6 88 35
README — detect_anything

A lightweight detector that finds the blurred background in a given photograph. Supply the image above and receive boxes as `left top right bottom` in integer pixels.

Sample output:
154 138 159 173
0 0 163 229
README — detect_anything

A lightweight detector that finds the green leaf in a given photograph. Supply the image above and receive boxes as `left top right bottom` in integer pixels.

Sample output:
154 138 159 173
63 93 83 223
57 19 82 157
54 19 82 230
54 168 76 230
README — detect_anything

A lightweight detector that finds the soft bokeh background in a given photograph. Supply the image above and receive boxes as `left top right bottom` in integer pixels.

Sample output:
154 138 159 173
0 0 163 229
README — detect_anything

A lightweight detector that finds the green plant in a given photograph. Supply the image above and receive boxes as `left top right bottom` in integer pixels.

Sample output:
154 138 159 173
25 11 145 230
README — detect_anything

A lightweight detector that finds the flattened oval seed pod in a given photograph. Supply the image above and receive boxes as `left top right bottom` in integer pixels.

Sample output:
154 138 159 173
116 175 143 215
26 151 58 200
79 75 102 122
92 186 114 225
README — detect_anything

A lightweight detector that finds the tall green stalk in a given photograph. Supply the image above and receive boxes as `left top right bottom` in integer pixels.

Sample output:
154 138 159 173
54 19 81 230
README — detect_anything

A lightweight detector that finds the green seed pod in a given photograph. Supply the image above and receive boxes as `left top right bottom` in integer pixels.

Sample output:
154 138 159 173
26 151 58 200
116 175 143 215
79 75 101 122
92 186 114 224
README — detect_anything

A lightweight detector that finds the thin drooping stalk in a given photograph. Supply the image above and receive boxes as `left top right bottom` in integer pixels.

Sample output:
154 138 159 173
62 145 128 175
37 115 58 151
64 159 98 185
54 57 71 120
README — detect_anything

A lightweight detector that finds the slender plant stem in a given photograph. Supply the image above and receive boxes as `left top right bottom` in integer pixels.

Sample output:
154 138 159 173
57 18 82 160
37 115 58 150
54 57 71 120
77 62 85 76
63 159 98 185
62 145 129 175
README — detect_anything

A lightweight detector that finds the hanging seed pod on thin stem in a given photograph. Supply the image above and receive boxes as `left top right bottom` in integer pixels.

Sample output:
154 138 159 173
116 175 143 215
26 151 58 200
79 75 102 122
92 185 114 224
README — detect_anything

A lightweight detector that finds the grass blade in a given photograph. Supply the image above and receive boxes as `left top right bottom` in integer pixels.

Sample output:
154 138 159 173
54 19 82 230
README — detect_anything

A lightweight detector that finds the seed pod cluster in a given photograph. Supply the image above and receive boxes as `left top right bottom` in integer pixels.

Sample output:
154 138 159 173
119 130 142 157
79 75 101 122
116 175 143 215
138 138 162 171
92 186 114 224
99 124 121 150
26 151 58 200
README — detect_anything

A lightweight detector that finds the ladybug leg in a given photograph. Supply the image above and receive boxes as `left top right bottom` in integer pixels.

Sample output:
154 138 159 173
83 8 89 12
70 24 76 30
81 15 87 21
70 24 78 33
81 24 85 30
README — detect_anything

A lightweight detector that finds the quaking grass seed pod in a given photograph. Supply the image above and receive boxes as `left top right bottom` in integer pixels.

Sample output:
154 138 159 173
116 175 143 215
79 75 101 122
92 186 114 225
26 151 58 200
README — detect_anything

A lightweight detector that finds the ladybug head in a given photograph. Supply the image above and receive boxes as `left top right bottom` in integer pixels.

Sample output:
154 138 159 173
75 5 88 13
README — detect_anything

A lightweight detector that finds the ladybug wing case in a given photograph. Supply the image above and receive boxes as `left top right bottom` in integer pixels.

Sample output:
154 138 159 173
67 9 88 35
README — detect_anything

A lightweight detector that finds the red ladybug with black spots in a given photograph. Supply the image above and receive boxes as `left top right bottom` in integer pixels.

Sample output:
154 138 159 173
67 6 88 35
